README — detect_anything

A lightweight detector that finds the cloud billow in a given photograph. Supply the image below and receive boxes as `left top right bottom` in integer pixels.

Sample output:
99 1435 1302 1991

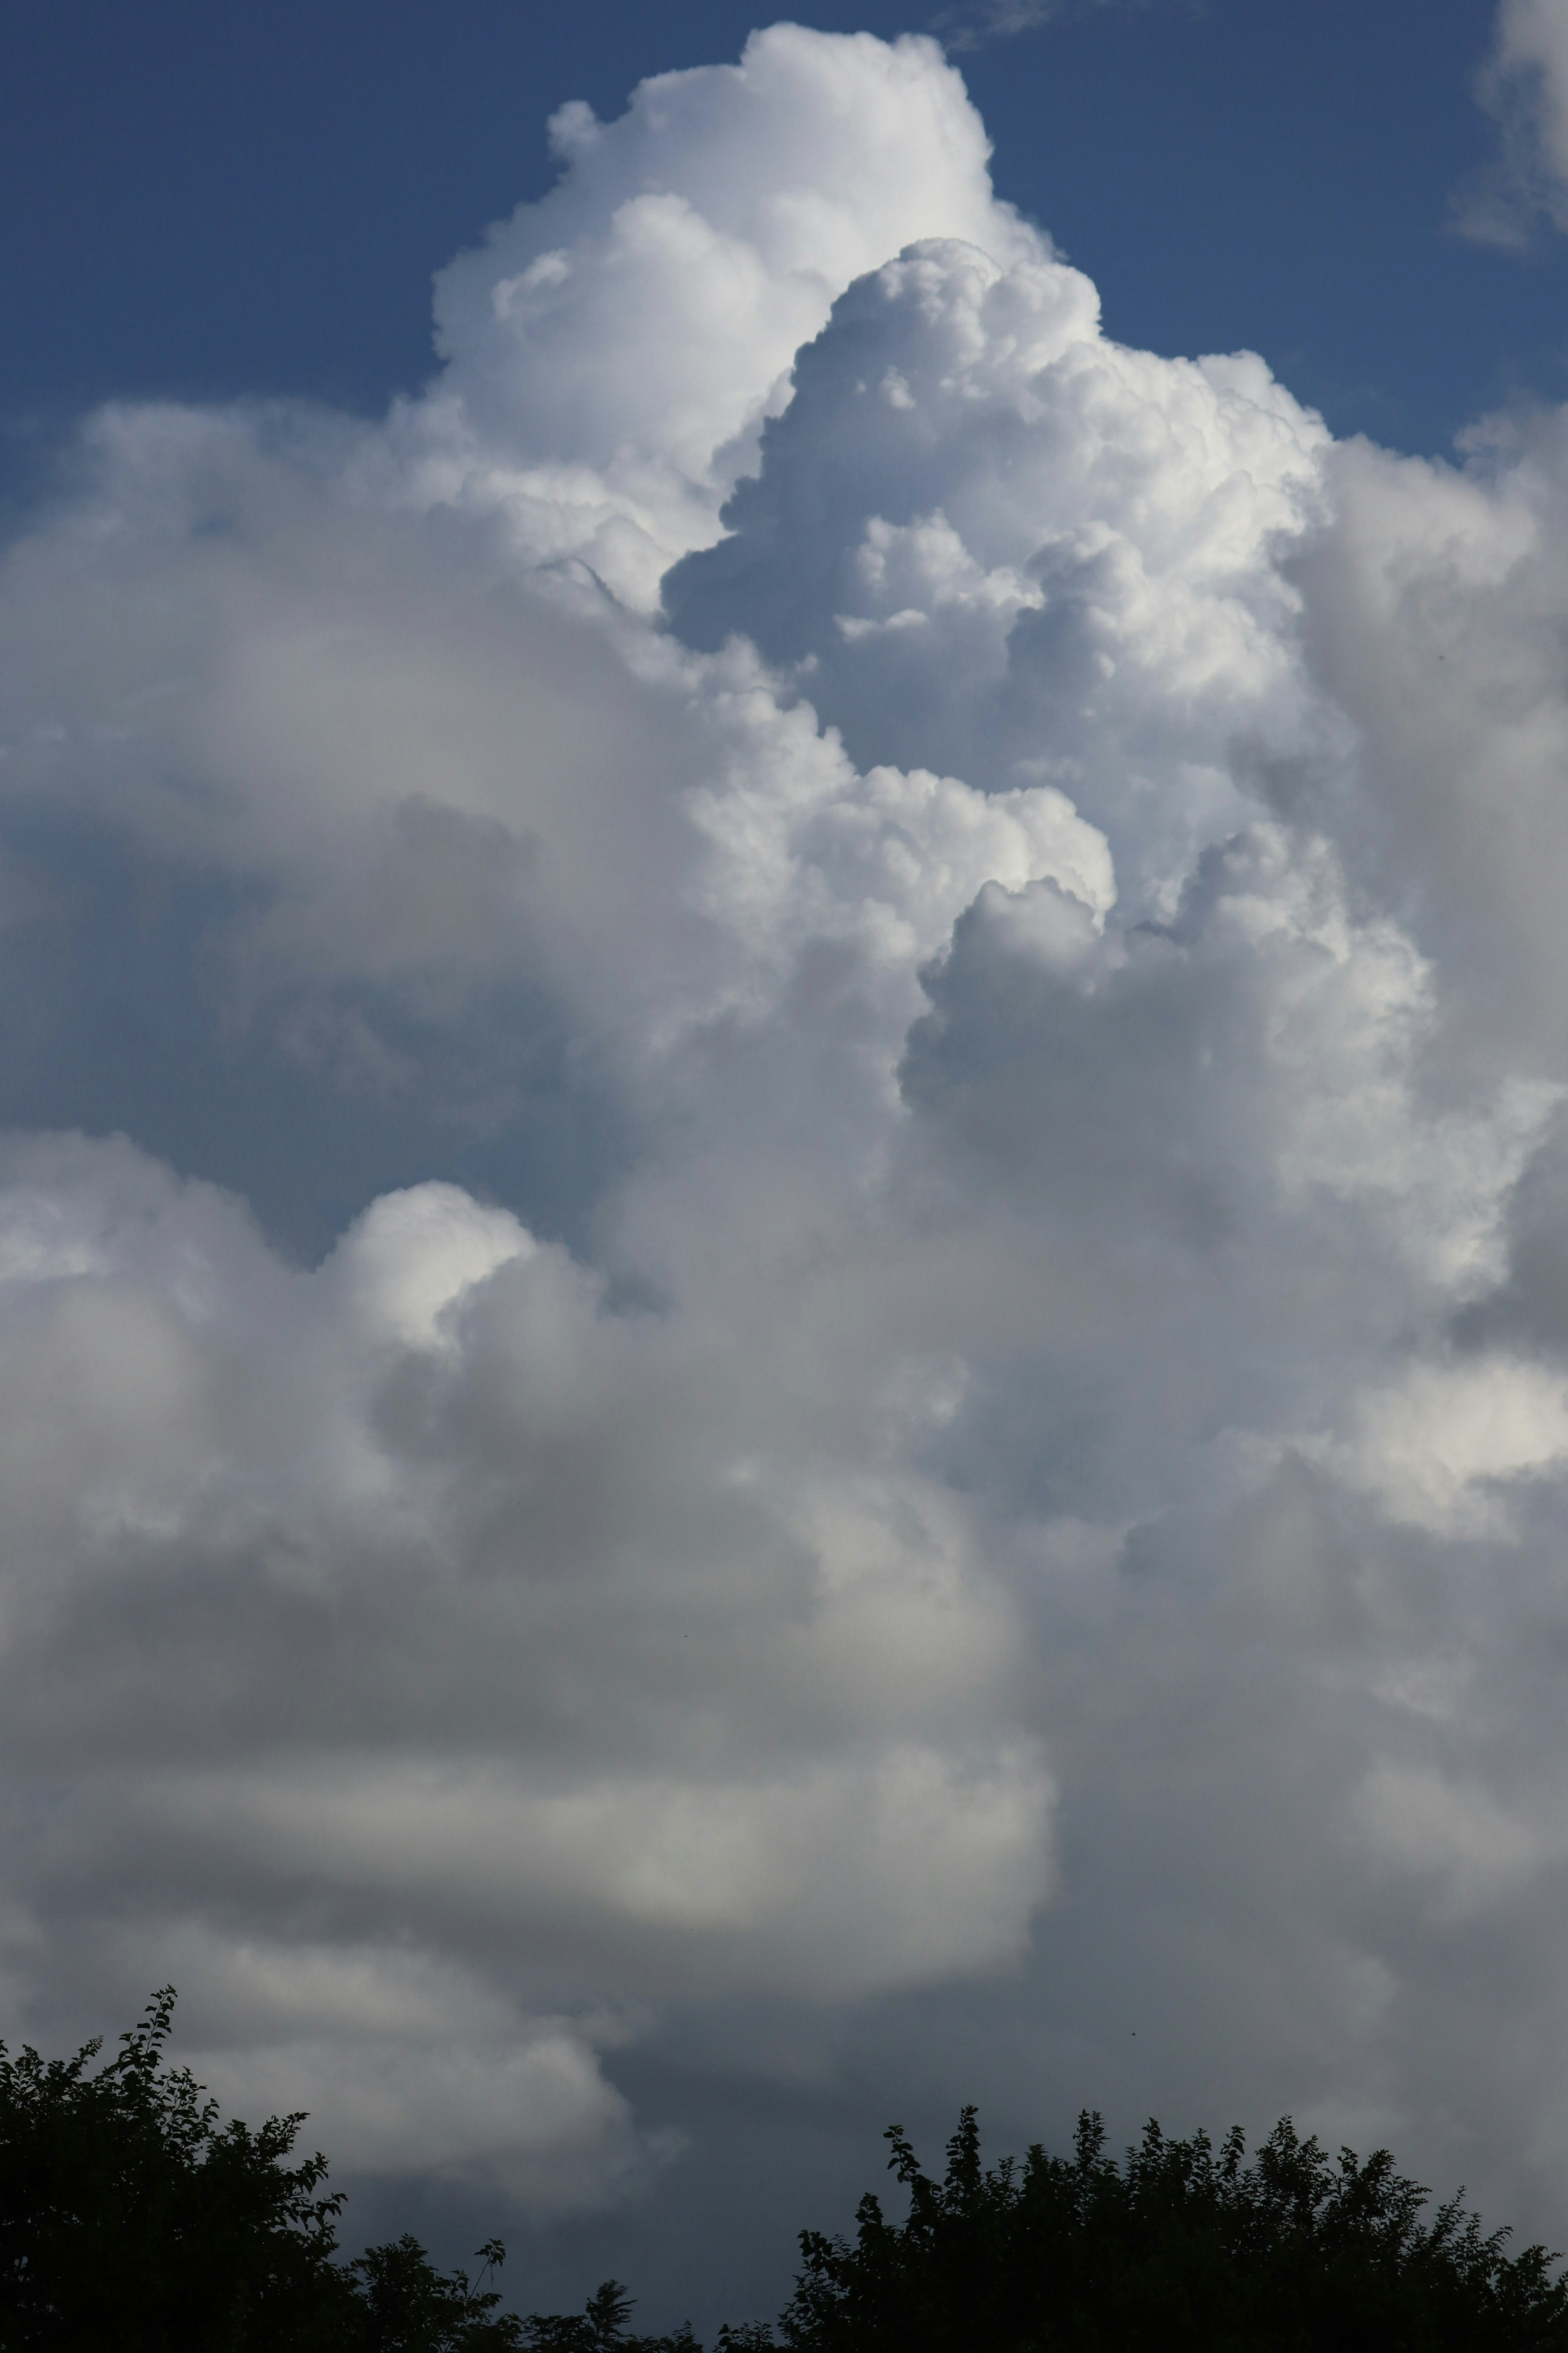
5 14 1568 2263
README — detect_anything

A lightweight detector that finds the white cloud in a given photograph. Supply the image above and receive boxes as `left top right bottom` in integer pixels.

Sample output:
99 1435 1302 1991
938 0 1171 51
11 12 1568 2254
0 1130 1054 2189
1320 1356 1568 1536
171 1939 650 2204
386 23 1042 607
1457 0 1568 244
664 238 1327 914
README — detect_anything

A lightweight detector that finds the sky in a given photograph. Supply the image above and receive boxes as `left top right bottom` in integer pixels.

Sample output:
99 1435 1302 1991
8 0 1568 459
11 0 1568 2334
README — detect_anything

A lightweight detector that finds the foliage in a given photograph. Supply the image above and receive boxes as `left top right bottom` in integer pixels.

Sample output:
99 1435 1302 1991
777 2104 1568 2351
347 2233 524 2351
0 1989 524 2350
521 2276 701 2352
0 1985 349 2350
5 1992 1568 2350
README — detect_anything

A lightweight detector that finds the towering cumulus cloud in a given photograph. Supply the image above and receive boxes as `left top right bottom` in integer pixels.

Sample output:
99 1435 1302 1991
401 25 1038 603
6 17 1568 2256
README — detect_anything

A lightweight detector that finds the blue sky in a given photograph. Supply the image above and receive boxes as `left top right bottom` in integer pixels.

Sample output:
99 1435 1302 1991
4 1 1559 453
12 2 1568 2337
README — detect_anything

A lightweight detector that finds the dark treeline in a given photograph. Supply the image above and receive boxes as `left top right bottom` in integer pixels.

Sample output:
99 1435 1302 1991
5 1992 1568 2349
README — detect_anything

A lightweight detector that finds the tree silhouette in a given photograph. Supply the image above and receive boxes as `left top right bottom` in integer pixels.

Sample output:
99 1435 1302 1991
777 2104 1568 2350
5 1994 1568 2350
0 1989 523 2350
522 2276 700 2352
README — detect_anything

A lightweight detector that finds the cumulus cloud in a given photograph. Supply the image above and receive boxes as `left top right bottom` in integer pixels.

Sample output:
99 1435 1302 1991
10 9 1568 2264
664 235 1326 912
388 23 1040 607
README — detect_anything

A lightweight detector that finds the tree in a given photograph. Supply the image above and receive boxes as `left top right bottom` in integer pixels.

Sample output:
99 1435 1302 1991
7 1992 1568 2350
0 1988 525 2351
778 2105 1568 2351
0 1985 350 2349
345 2234 525 2351
521 2276 703 2352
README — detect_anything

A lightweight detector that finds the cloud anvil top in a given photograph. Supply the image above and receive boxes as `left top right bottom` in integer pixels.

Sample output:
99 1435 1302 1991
6 7 1568 2316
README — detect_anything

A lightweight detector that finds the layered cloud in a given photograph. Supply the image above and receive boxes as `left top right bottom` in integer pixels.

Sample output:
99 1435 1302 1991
7 10 1568 2260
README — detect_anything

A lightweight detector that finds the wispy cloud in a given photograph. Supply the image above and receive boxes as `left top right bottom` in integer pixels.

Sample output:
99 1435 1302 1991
935 0 1194 55
936 0 1062 52
1454 0 1568 246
